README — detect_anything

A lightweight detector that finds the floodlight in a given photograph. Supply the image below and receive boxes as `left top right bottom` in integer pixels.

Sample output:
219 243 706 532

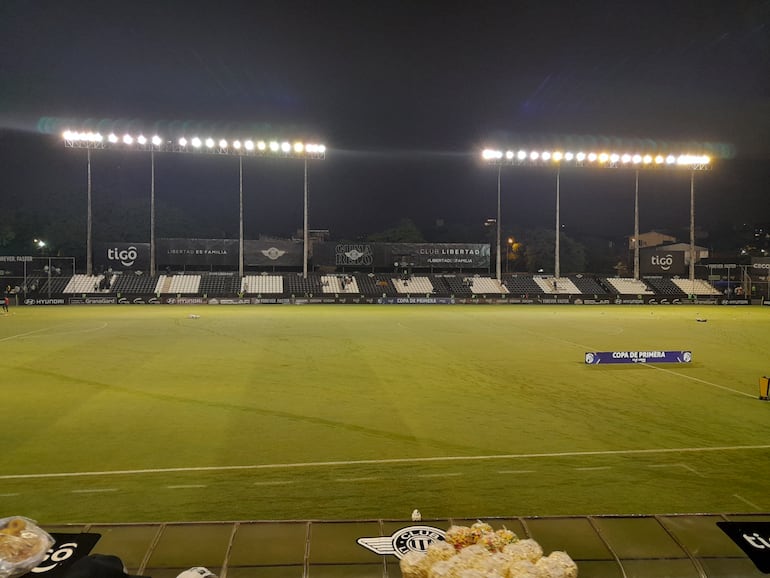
643 155 652 164
257 140 266 151
179 137 188 147
564 152 574 161
530 151 539 160
505 150 514 160
233 140 242 150
151 135 162 146
517 150 527 160
281 142 291 153
609 153 619 163
621 154 631 163
205 138 215 148
191 137 202 148
122 134 133 145
269 141 279 152
481 149 497 160
541 151 551 161
245 140 255 151
598 153 609 163
666 155 676 164
655 155 664 164
576 152 586 161
107 133 117 143
633 154 642 164
553 151 563 161
137 135 147 145
219 139 228 148
293 142 304 153
318 145 326 154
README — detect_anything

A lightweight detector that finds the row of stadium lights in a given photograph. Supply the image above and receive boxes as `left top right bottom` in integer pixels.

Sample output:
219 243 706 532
482 148 710 166
62 131 326 155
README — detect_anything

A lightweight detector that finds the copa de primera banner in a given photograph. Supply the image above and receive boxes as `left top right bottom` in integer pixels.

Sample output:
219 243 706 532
585 351 692 364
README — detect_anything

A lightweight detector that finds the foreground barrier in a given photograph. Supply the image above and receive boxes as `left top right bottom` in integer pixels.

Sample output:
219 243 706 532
36 513 770 577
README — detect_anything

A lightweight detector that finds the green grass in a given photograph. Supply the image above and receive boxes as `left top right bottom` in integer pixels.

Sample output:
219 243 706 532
2 304 770 524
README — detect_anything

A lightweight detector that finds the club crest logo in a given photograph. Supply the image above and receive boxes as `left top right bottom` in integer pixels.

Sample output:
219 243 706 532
261 247 286 260
357 525 446 559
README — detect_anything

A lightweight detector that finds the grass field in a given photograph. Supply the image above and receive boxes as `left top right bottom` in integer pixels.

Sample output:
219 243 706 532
2 304 770 525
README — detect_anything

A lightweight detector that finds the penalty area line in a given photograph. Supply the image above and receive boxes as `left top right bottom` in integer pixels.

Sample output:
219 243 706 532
643 364 755 398
3 444 770 481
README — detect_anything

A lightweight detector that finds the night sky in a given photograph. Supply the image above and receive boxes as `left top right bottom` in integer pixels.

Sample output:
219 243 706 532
1 0 768 250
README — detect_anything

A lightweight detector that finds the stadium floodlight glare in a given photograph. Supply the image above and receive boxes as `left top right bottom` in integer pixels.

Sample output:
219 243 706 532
481 145 711 170
63 129 326 159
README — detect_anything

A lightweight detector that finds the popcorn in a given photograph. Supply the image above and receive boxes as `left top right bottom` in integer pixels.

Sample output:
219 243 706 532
399 522 577 578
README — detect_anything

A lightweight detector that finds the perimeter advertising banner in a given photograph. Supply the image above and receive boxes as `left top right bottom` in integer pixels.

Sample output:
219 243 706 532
157 238 238 267
96 242 150 271
0 255 33 275
314 243 490 269
585 350 692 364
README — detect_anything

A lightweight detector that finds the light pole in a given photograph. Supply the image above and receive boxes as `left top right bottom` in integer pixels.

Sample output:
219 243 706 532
63 130 325 278
496 164 502 282
86 148 92 276
481 147 711 283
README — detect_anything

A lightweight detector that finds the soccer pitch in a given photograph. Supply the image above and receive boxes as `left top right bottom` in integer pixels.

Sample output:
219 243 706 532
2 304 770 525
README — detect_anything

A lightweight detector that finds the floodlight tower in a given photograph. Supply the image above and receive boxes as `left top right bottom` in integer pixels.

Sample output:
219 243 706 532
481 147 711 283
64 130 325 278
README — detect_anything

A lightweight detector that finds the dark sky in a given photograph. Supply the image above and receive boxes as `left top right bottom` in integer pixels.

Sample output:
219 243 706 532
1 0 769 246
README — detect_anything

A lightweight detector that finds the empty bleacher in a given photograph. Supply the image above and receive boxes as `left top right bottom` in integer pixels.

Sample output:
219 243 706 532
392 276 434 294
112 273 159 294
441 275 473 297
199 273 240 295
673 278 722 296
155 274 201 294
321 275 360 294
604 277 654 294
569 275 608 295
533 276 579 294
64 274 106 293
644 277 688 297
284 273 323 296
242 274 283 295
503 275 544 295
470 276 509 294
353 274 384 296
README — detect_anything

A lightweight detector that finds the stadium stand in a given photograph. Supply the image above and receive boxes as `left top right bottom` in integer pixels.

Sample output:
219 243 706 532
644 277 688 297
284 273 323 296
37 275 72 294
352 274 383 296
534 276 579 294
604 277 654 294
502 275 544 295
321 274 360 294
242 274 283 295
441 275 473 297
470 276 509 294
198 272 240 295
569 275 608 295
112 273 159 294
673 278 722 296
393 276 434 294
64 274 106 293
373 274 398 296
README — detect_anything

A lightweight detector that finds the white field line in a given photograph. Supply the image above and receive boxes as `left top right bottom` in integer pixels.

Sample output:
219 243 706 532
0 326 58 342
253 480 295 486
4 444 770 481
643 364 755 398
71 488 118 493
418 472 463 478
734 494 761 510
166 484 207 489
497 470 536 475
0 323 109 342
0 444 770 480
0 493 21 497
648 463 705 477
334 477 380 482
574 466 612 471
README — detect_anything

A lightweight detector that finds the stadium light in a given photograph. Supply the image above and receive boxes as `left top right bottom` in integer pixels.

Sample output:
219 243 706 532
63 130 326 160
482 140 711 285
480 147 711 170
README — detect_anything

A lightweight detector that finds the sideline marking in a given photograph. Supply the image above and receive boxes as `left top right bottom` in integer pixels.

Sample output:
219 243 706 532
644 364 755 398
648 463 705 477
71 488 117 493
734 494 761 510
0 493 21 497
575 466 612 471
253 480 294 486
418 472 462 478
3 444 770 481
166 484 207 489
335 477 380 482
0 326 58 342
497 470 536 475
